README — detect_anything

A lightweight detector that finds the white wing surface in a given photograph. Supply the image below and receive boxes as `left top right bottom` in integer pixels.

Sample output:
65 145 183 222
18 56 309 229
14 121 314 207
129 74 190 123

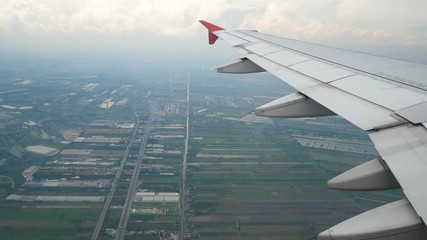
200 20 427 240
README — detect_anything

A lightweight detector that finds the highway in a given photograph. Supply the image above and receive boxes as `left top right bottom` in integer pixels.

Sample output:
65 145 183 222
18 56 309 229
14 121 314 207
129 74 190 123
179 77 190 239
91 114 140 240
115 109 154 240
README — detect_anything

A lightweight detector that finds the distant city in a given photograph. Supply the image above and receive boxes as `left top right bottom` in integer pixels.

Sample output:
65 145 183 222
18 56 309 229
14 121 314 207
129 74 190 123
0 64 402 240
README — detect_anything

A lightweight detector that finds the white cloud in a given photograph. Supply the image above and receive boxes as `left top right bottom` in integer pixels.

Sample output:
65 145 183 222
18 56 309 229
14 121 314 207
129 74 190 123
0 0 425 47
240 0 427 46
0 0 252 36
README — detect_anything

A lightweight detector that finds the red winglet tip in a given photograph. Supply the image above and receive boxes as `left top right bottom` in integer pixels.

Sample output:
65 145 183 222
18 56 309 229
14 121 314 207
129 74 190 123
199 20 224 32
199 20 224 45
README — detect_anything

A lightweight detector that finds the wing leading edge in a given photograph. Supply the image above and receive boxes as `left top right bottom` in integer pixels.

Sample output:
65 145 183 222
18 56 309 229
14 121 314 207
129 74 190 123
200 20 427 239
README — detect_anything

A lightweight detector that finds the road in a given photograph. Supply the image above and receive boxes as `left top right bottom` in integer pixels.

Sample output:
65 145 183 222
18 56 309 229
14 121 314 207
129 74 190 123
179 76 190 239
91 114 140 240
115 109 154 240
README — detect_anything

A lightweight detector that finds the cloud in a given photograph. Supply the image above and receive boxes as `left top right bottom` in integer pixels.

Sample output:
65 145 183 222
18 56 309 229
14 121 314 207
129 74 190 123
0 0 425 48
0 0 252 36
240 0 427 46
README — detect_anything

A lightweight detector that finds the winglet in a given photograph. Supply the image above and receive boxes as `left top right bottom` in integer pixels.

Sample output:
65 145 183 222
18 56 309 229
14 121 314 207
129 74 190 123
199 20 225 45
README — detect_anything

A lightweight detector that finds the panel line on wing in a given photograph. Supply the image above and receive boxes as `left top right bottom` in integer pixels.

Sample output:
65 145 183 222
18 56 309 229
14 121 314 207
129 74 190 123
217 32 249 46
229 31 427 93
234 38 426 119
244 54 407 130
285 59 312 67
246 53 400 111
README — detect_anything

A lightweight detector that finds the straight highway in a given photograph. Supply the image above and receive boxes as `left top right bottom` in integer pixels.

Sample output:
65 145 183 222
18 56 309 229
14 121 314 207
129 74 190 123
115 109 154 240
179 77 190 239
91 114 140 240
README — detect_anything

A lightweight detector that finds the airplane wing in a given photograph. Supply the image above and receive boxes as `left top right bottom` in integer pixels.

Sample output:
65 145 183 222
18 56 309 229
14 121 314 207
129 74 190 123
200 20 427 240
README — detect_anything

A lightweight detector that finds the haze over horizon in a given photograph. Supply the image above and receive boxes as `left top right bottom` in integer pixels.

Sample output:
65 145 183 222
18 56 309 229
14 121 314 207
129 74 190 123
1 0 426 68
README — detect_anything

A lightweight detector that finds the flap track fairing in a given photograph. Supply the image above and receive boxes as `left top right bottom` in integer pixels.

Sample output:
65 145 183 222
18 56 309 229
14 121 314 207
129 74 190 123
328 158 400 191
255 92 336 118
217 58 266 74
318 199 427 240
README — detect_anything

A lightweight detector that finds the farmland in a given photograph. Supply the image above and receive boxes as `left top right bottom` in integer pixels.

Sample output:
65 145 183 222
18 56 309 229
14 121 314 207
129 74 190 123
0 68 403 239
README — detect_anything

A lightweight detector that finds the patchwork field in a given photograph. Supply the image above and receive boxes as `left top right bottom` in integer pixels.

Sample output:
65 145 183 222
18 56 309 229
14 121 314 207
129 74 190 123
185 77 403 239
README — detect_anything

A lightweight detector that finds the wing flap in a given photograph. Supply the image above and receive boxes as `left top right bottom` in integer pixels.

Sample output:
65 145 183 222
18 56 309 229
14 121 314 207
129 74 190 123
397 101 427 123
331 75 427 110
369 125 427 222
301 84 404 130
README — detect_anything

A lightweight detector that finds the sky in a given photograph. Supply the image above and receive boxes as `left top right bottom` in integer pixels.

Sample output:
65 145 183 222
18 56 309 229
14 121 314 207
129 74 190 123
0 0 426 68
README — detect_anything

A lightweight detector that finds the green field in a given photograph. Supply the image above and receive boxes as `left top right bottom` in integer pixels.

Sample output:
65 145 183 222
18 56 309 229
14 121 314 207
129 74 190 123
0 208 101 240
